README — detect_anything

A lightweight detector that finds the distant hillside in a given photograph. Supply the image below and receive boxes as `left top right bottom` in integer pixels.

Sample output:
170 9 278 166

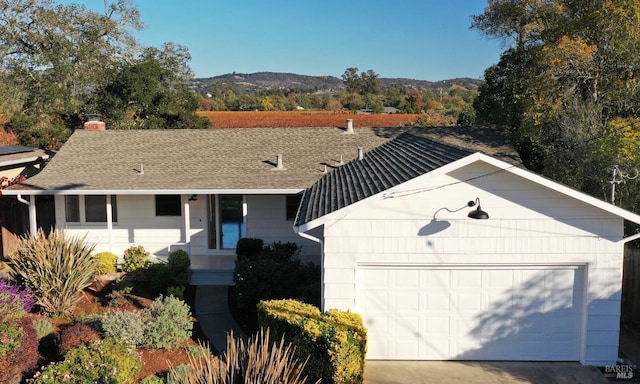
191 72 482 93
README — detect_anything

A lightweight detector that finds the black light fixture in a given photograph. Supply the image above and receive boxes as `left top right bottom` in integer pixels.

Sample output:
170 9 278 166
188 194 198 201
467 198 489 220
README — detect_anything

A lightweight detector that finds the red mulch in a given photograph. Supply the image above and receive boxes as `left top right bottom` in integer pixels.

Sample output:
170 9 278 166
29 276 212 382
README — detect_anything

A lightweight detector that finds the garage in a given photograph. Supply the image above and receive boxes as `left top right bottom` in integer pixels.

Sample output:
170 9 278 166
358 265 585 361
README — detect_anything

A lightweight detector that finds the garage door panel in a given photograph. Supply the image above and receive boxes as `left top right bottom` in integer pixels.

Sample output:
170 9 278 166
359 266 584 361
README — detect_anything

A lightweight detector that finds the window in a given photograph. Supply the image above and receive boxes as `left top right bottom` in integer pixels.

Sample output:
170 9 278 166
65 195 80 222
208 195 244 250
64 195 117 223
286 194 303 221
156 195 182 216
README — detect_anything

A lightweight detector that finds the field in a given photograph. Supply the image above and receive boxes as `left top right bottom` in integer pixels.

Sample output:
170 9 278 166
197 110 422 128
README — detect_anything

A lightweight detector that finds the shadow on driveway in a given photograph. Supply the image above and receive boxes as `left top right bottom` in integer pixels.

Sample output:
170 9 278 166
364 361 608 384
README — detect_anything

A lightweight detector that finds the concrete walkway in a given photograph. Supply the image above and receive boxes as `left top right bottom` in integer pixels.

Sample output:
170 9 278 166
364 361 609 384
193 285 244 354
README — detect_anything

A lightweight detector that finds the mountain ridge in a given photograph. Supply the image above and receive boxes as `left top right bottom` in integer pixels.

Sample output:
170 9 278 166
191 71 482 92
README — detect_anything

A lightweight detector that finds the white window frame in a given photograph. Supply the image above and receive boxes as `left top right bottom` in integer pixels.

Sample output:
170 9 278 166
63 195 118 224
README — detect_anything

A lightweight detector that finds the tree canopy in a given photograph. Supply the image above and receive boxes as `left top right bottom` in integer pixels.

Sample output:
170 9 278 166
472 0 640 212
0 0 208 148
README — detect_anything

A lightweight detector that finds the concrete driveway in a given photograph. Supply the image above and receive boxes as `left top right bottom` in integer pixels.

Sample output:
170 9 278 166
364 361 609 384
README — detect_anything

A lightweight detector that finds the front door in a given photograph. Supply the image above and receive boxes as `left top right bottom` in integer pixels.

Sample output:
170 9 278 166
207 195 244 250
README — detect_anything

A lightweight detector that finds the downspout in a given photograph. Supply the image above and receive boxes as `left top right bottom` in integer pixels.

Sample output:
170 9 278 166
295 227 325 311
184 196 191 255
17 194 37 237
293 189 326 310
106 195 113 253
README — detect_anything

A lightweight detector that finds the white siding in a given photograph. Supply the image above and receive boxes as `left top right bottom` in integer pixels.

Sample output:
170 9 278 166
320 161 624 366
55 194 320 263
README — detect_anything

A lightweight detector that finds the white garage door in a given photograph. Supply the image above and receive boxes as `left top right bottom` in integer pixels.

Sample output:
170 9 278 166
358 265 585 361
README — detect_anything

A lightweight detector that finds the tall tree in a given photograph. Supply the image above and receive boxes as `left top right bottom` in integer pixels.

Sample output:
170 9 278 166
472 0 640 211
91 45 210 130
341 67 381 99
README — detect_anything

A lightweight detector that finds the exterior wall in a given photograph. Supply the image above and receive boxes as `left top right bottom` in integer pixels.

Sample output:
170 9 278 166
55 194 320 263
320 161 624 366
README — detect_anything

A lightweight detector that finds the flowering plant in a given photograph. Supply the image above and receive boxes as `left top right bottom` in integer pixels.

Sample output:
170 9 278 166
0 323 22 359
0 280 36 313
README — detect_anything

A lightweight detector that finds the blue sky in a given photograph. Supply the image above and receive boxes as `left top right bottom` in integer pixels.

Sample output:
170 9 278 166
74 1 504 81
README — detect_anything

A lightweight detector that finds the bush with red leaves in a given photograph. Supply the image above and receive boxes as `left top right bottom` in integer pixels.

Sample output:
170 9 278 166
58 322 101 356
0 316 39 384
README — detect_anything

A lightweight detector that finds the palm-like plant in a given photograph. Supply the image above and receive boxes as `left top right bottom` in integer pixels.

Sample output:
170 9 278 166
169 329 318 384
9 229 96 317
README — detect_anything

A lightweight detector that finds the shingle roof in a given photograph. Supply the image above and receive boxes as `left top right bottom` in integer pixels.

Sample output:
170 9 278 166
12 127 403 192
295 131 482 225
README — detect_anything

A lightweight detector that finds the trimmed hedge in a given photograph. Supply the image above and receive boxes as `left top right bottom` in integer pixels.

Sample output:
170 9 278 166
257 299 367 384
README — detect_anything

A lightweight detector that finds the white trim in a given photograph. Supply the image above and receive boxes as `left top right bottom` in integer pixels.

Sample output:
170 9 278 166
0 154 50 168
356 262 588 269
2 188 304 196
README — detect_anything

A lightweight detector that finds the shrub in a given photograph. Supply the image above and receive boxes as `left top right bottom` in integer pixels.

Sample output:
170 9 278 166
0 316 40 384
168 249 190 285
258 300 367 384
167 285 185 300
142 295 193 349
33 318 57 362
233 240 320 333
10 229 96 317
32 318 54 340
236 237 264 260
0 279 35 312
145 261 172 293
140 375 165 384
94 251 118 275
122 245 150 273
107 278 134 307
101 310 146 347
168 330 316 384
58 322 101 356
32 337 141 384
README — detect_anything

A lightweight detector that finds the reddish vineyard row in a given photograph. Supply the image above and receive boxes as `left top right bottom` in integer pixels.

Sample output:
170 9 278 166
197 111 422 128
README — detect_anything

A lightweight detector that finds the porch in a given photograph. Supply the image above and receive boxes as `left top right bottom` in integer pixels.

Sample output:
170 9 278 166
188 254 236 286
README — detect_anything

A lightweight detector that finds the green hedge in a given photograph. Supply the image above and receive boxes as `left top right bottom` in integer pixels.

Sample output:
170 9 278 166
257 299 367 384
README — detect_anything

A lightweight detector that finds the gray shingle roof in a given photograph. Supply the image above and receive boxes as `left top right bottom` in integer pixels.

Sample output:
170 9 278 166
14 127 404 192
295 132 483 226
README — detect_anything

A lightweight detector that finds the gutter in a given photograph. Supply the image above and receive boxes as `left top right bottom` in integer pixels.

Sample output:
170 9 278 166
620 232 640 245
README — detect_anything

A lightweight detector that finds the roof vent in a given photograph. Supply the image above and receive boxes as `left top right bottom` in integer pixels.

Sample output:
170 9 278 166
358 147 364 160
273 154 286 171
338 155 344 166
344 119 354 134
139 164 144 175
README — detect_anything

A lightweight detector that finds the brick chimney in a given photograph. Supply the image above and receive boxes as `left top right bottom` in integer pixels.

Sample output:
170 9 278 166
84 114 105 131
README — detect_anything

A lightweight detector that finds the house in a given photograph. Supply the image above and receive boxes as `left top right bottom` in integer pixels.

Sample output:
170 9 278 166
293 128 640 366
0 145 54 256
3 124 399 283
4 124 640 366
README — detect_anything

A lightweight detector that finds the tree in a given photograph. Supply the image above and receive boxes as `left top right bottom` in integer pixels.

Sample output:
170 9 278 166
472 0 640 214
91 46 210 130
0 0 141 117
341 67 381 102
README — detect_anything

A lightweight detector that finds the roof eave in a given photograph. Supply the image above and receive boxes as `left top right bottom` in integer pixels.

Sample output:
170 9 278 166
296 152 640 232
2 188 305 196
